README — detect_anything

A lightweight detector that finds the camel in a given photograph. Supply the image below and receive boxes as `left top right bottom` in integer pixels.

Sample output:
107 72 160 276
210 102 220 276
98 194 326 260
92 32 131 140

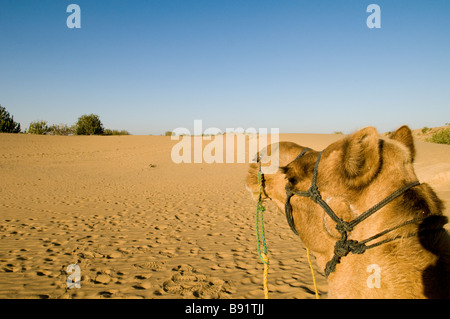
246 125 450 298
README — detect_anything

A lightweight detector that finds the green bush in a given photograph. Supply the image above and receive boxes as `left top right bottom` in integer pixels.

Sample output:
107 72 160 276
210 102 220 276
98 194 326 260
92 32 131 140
28 120 49 135
75 114 104 135
165 131 173 136
103 129 130 135
0 105 21 133
48 123 75 136
422 127 431 134
428 128 450 145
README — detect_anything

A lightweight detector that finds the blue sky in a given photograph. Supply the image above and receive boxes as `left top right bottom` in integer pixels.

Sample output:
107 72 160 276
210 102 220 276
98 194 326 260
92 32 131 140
1 1 449 135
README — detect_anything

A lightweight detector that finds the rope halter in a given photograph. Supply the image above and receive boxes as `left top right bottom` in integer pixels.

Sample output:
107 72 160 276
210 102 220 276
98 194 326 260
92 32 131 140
284 148 422 278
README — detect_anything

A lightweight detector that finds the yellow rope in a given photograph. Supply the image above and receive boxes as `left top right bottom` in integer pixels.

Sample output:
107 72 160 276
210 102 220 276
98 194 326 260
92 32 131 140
306 248 320 299
256 157 317 300
261 253 269 299
256 193 270 299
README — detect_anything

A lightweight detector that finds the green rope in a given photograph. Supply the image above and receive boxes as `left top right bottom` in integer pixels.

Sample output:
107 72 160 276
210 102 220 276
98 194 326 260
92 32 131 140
256 161 269 265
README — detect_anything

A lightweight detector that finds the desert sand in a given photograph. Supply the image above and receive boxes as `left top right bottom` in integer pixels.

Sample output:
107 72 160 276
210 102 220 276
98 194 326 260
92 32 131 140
0 132 449 299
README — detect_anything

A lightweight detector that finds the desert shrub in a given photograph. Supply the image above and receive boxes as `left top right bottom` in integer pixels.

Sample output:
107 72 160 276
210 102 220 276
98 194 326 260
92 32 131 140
428 128 450 145
75 114 104 135
422 127 430 134
0 105 21 133
28 120 49 135
103 129 130 135
48 124 75 136
165 131 173 136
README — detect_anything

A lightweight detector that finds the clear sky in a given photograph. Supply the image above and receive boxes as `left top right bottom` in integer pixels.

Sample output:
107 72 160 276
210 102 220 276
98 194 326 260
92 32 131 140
1 0 449 135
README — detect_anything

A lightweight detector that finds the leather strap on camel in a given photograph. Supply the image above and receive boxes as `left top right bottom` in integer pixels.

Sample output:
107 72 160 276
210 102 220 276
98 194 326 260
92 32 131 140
284 149 423 278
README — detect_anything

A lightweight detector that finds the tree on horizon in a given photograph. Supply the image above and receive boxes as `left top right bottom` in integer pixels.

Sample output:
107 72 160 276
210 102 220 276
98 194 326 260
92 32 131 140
0 105 21 133
75 114 104 135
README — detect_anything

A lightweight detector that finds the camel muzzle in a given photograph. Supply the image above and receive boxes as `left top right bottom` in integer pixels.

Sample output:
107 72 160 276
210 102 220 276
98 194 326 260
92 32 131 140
282 148 423 277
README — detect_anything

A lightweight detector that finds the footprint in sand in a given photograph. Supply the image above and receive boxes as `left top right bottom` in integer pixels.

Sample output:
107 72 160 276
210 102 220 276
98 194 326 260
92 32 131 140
162 264 234 298
133 261 165 271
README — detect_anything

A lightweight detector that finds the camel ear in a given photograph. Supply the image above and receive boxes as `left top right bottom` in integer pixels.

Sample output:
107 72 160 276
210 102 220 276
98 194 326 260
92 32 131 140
341 126 381 188
389 125 416 162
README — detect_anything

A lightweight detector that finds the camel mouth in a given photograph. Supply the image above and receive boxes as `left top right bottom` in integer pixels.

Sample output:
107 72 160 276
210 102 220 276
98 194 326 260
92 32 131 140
244 183 259 199
245 180 270 202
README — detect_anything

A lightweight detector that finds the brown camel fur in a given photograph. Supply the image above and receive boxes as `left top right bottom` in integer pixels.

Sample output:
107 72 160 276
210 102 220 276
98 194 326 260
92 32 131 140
246 126 449 298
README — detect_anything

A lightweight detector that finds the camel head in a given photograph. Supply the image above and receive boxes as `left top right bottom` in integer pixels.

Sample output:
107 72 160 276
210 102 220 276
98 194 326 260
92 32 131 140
246 125 447 297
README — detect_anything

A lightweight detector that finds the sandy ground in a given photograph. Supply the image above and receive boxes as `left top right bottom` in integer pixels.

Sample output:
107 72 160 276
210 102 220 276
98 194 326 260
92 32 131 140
0 132 449 299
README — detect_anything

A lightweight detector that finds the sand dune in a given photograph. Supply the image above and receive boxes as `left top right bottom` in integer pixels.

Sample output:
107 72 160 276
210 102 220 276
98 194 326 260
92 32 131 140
0 133 449 299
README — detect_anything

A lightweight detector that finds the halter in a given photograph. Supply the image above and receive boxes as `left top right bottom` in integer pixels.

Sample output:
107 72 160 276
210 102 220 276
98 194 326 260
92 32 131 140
284 148 422 277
